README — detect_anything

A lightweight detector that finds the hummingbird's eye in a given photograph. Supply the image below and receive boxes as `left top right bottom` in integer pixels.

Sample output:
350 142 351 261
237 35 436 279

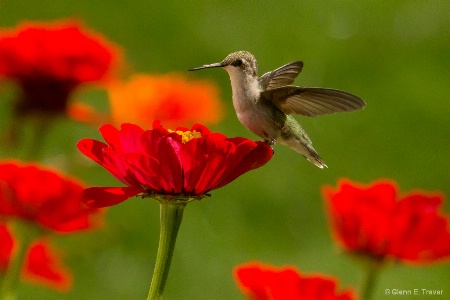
233 59 243 67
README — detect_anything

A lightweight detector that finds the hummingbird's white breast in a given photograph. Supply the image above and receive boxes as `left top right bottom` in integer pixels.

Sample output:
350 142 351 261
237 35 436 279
224 65 277 141
224 66 259 107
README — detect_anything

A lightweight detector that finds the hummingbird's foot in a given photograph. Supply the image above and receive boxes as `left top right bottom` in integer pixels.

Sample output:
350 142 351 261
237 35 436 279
263 139 275 154
264 139 276 146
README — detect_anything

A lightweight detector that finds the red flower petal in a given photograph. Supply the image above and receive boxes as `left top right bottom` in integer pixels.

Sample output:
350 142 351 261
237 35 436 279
24 240 72 292
123 153 164 191
234 262 358 300
117 123 146 153
77 138 108 165
99 124 121 149
0 161 102 233
0 21 120 82
0 21 120 117
0 224 71 291
212 141 273 190
180 133 231 194
82 186 143 208
140 124 172 158
78 122 273 205
190 123 211 136
156 136 183 193
323 179 450 263
101 151 143 187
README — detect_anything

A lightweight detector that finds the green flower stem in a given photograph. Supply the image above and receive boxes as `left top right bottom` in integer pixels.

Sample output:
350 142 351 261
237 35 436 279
147 202 186 300
0 223 39 300
22 115 54 162
6 114 54 162
360 260 382 300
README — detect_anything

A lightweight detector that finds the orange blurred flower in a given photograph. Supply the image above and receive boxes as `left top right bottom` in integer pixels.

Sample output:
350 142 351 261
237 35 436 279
107 74 223 128
67 101 108 125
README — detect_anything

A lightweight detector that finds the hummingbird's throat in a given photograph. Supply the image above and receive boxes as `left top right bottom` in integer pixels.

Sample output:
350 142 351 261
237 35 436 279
168 129 202 144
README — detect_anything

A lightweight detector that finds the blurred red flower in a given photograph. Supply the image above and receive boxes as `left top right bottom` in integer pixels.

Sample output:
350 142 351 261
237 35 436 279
0 161 102 233
322 179 450 263
77 121 273 208
234 262 357 300
0 224 71 291
107 74 223 128
0 20 120 116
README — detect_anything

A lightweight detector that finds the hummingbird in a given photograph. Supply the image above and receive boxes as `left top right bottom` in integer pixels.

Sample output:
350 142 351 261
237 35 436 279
189 51 365 168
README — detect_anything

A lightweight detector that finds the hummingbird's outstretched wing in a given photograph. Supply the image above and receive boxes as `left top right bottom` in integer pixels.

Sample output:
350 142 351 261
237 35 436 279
261 86 365 117
258 61 303 91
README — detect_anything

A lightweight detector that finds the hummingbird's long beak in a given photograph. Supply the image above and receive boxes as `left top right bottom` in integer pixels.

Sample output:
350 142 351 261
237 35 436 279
188 62 223 71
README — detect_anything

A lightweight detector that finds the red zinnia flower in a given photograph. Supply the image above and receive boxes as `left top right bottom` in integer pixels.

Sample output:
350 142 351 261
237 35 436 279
0 20 120 116
234 262 357 300
0 224 71 291
322 179 450 263
0 161 101 233
77 121 273 208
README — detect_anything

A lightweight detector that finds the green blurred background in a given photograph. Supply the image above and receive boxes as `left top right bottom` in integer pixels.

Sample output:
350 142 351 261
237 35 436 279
1 1 449 299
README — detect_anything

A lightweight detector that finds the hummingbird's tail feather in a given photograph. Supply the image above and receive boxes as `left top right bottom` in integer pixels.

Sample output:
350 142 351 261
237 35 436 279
278 116 327 168
282 137 327 168
306 150 327 169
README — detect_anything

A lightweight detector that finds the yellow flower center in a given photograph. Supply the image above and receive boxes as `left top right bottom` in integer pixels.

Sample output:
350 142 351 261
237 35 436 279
168 129 202 144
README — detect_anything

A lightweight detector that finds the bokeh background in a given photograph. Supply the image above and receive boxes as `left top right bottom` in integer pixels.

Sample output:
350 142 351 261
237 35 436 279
1 1 449 299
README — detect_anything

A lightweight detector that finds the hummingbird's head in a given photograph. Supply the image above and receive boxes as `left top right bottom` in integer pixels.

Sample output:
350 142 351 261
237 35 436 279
189 51 258 78
220 51 258 77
